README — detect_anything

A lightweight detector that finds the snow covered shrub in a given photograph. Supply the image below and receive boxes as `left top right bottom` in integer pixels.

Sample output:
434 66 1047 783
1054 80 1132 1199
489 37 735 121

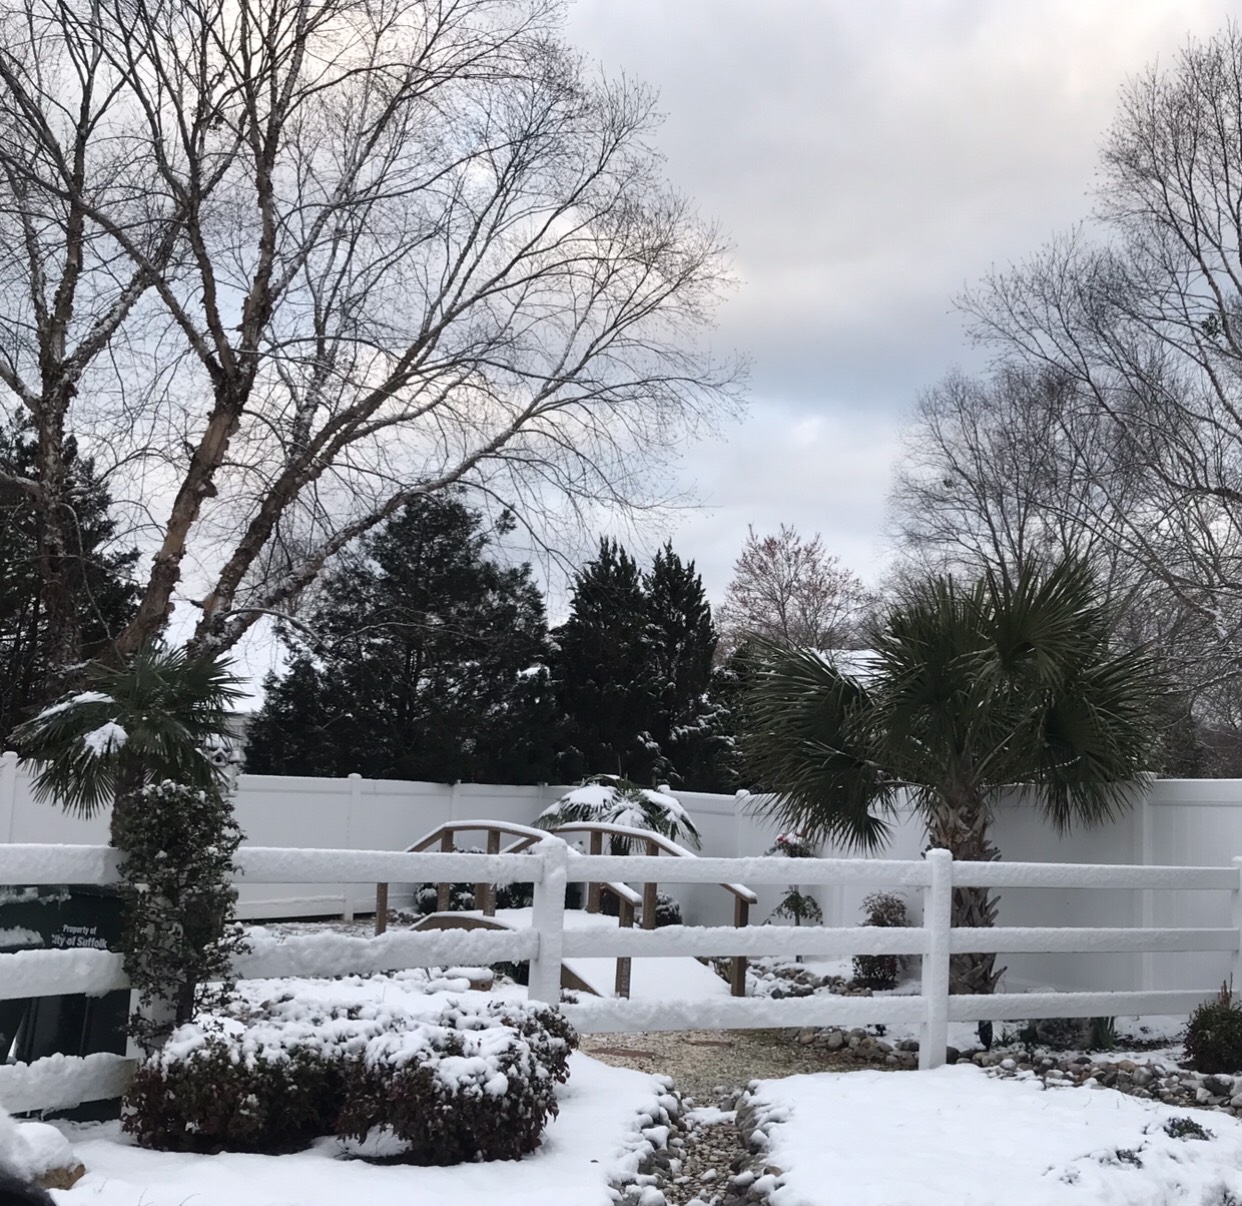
124 1020 343 1152
1185 983 1242 1073
114 779 247 1053
124 979 578 1160
851 891 909 989
337 1001 577 1164
536 775 701 850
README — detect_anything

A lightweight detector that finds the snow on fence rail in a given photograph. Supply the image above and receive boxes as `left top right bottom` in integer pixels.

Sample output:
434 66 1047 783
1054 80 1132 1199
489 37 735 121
2 841 1241 1116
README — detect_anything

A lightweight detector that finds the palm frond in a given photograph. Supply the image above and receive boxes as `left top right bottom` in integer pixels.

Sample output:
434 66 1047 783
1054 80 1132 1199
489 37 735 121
14 644 244 818
743 640 899 853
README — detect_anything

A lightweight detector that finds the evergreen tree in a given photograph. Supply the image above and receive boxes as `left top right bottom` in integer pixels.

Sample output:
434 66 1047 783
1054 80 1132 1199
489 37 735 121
245 494 554 783
644 544 731 789
552 540 657 782
0 418 137 744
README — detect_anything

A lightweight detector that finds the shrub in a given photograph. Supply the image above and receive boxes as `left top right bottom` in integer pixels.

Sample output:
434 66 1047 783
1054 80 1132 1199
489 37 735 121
123 978 578 1161
1185 983 1242 1074
125 1021 343 1153
851 891 910 989
337 1001 576 1164
765 833 823 938
113 779 247 1053
650 891 682 928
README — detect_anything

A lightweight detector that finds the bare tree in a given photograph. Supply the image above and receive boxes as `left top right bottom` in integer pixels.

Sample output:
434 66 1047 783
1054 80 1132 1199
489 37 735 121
887 361 1231 770
0 0 743 668
890 366 1134 582
0 1 182 688
717 524 872 655
957 25 1242 688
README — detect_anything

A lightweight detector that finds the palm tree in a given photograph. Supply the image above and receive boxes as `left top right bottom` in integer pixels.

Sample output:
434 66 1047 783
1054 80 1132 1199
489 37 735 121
744 558 1162 998
13 643 243 841
535 774 702 851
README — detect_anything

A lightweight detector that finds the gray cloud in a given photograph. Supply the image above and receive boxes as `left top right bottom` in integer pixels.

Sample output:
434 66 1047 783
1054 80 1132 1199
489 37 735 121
562 0 1236 596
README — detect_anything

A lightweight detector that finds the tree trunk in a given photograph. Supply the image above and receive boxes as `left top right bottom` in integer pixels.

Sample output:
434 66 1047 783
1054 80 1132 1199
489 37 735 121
33 405 82 699
927 806 1005 997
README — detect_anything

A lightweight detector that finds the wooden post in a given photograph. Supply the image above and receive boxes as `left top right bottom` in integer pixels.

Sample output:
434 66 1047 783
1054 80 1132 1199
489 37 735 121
587 831 603 913
730 896 749 997
642 838 659 930
437 831 453 912
479 829 501 916
615 897 635 998
374 882 389 935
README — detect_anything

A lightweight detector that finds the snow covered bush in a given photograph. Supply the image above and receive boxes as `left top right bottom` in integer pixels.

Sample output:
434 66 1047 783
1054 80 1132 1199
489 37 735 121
1185 983 1242 1074
536 775 700 849
124 977 578 1160
115 779 247 1053
851 891 909 989
337 1001 577 1163
124 1019 342 1152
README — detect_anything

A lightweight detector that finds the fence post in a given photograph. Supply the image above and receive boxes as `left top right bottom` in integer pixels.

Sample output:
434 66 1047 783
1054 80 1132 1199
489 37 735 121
477 829 500 916
587 831 603 913
919 848 952 1071
642 837 659 930
615 898 634 998
0 750 17 843
342 772 361 920
1232 857 1242 993
730 896 750 997
529 840 568 1007
437 830 454 912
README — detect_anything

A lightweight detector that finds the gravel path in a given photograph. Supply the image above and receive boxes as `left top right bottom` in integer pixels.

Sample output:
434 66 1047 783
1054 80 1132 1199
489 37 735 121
580 1027 897 1100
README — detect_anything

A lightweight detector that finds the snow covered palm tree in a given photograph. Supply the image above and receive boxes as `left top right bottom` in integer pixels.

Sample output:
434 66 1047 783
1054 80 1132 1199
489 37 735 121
744 558 1161 997
536 774 701 851
13 644 243 840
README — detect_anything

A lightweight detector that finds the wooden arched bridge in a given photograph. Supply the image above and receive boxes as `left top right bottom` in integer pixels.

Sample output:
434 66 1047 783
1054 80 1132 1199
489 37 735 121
372 820 759 997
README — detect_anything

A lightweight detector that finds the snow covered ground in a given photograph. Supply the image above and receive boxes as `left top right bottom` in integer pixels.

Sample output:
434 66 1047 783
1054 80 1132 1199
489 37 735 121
749 1064 1242 1206
6 1052 668 1206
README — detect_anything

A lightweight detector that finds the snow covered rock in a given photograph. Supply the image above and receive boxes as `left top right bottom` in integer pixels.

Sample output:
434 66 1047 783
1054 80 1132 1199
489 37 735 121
0 1107 83 1191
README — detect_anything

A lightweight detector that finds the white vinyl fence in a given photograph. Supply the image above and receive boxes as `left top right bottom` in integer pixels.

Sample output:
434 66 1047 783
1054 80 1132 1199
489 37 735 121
2 840 1240 1116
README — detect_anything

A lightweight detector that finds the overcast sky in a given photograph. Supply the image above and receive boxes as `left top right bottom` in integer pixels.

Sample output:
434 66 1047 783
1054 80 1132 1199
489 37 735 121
560 0 1238 603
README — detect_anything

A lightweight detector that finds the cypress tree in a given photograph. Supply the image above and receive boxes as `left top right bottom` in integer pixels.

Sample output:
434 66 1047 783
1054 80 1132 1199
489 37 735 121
644 543 730 789
0 418 137 743
246 494 554 783
552 539 657 782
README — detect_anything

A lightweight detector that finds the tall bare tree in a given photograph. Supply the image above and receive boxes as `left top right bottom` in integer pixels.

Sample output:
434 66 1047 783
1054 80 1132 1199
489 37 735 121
0 0 743 672
959 26 1242 669
717 524 872 656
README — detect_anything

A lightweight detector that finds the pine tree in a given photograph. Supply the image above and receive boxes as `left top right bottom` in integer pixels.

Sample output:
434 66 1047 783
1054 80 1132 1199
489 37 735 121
552 539 657 782
245 494 554 783
644 544 731 789
0 418 137 744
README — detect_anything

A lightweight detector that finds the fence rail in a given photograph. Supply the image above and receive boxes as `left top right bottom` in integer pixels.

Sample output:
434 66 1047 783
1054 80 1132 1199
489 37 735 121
2 841 1239 1116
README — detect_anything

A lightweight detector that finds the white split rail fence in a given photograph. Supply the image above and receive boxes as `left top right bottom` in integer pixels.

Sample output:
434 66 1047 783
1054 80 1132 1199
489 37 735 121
2 841 1240 1115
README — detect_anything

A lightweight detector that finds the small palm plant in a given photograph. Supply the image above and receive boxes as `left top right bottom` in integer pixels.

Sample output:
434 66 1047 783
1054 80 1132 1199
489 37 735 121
535 774 701 851
13 643 243 839
13 643 245 1051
